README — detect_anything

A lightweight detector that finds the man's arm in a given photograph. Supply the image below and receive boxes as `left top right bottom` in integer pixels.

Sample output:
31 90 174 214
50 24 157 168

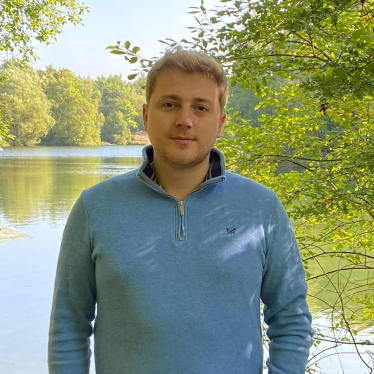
261 195 314 374
48 193 96 374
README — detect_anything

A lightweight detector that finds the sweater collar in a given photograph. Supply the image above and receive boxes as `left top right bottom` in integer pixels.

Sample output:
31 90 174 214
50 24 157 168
138 145 226 182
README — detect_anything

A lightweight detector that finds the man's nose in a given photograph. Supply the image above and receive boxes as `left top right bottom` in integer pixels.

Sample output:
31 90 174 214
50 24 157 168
176 107 193 128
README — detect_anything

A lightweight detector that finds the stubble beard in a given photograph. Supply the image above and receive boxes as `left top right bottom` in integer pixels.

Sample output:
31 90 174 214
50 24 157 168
154 144 212 170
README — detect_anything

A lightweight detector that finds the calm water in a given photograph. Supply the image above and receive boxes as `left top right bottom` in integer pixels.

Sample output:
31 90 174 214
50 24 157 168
0 146 372 374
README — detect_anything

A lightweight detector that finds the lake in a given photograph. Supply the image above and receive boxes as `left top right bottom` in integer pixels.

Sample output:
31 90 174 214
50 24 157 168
0 146 372 374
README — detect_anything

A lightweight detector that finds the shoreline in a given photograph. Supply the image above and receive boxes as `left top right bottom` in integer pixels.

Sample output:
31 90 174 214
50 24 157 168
0 226 28 243
0 142 150 147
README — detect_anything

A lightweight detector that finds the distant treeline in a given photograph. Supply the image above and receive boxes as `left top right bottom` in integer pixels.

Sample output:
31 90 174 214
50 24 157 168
0 58 274 146
0 59 146 146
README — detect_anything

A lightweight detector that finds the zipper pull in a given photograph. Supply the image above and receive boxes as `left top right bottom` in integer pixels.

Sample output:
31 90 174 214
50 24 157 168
179 200 184 216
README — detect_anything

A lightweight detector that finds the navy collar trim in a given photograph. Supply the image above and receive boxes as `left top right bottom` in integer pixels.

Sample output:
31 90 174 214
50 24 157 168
141 146 223 180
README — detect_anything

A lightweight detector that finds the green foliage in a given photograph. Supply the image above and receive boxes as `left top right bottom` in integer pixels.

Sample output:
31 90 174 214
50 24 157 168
41 67 104 146
130 73 147 129
106 41 159 81
0 62 146 146
0 0 89 63
0 71 12 145
0 60 54 145
0 0 89 142
226 82 275 125
354 286 374 321
113 0 374 370
0 108 12 146
95 75 144 144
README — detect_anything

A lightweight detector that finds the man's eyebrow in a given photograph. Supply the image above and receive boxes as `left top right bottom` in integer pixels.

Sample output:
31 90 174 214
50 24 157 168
159 94 181 101
158 94 213 105
192 97 214 106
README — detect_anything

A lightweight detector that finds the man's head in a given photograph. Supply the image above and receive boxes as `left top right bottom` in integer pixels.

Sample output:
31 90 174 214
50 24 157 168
146 47 228 113
143 47 227 170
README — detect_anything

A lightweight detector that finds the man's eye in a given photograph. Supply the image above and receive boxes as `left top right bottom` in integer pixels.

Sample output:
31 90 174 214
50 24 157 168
196 106 208 112
163 102 175 108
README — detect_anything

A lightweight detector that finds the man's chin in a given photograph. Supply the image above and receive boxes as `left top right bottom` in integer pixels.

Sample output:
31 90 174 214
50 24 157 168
163 154 206 169
154 147 211 169
167 158 202 169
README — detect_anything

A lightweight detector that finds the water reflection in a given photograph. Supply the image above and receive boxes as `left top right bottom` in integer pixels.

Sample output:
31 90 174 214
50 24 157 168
0 145 143 158
0 149 142 225
304 249 374 334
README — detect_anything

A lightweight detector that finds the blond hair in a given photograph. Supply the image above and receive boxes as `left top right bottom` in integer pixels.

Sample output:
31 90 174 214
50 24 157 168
146 46 228 111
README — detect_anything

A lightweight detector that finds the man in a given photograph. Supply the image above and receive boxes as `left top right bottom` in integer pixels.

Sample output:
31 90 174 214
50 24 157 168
48 47 313 374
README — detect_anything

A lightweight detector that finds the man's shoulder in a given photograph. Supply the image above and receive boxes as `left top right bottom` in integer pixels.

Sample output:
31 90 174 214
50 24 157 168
82 168 139 198
224 171 277 200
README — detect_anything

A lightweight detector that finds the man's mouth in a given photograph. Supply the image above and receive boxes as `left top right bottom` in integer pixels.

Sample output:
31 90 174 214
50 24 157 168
171 137 195 145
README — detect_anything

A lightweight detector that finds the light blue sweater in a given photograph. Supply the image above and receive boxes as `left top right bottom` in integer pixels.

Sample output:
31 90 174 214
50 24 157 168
48 146 313 374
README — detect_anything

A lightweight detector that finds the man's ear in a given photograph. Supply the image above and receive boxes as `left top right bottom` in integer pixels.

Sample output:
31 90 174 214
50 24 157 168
143 104 148 131
217 112 226 138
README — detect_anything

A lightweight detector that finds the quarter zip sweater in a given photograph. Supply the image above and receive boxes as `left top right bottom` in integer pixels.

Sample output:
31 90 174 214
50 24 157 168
48 146 313 374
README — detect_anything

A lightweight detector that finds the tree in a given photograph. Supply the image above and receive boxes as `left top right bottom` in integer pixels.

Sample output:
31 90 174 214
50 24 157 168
0 0 88 63
0 72 12 146
131 74 147 130
41 67 103 146
0 0 89 145
112 0 374 372
95 75 140 144
226 82 274 125
0 59 54 145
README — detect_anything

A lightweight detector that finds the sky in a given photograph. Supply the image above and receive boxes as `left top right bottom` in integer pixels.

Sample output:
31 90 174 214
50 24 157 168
31 0 221 79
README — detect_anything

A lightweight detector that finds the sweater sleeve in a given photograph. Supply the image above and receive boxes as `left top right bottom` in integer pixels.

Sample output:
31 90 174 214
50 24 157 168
48 193 96 374
261 195 314 374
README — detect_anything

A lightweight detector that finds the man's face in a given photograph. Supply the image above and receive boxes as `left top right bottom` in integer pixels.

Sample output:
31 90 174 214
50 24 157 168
143 69 226 169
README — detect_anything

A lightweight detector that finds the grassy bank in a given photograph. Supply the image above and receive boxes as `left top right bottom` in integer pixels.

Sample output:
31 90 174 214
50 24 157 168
0 226 28 243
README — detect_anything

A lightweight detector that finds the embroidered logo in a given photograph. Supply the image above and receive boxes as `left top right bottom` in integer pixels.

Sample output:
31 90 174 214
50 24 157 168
226 228 236 235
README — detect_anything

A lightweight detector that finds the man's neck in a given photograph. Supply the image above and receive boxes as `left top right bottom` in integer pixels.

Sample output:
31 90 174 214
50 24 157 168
152 154 211 201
